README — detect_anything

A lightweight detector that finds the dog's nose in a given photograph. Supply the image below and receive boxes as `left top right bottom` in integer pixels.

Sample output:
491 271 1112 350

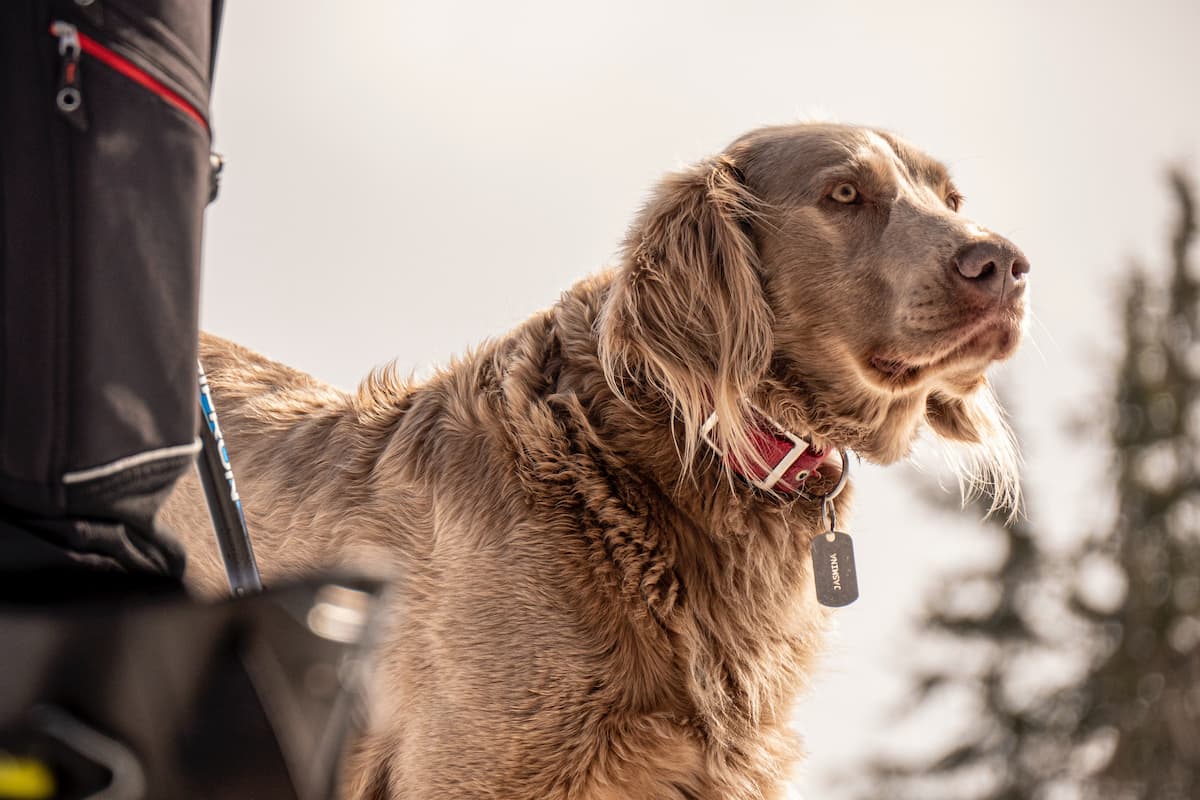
951 238 1030 300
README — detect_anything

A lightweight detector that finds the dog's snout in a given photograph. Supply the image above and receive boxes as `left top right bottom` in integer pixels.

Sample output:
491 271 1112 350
951 238 1029 300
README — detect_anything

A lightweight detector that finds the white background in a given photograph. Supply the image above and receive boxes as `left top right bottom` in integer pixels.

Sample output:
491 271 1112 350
202 1 1200 793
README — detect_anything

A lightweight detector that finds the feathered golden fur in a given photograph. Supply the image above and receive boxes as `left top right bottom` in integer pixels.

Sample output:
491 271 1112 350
162 122 1029 798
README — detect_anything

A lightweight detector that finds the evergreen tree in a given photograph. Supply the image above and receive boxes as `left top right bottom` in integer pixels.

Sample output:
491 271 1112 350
1069 169 1200 799
846 472 1080 800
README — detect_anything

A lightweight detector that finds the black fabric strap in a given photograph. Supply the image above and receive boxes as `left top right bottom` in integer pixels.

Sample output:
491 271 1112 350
209 0 224 84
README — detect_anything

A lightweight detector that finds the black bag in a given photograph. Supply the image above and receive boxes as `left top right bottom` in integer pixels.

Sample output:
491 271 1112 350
0 5 390 798
0 0 221 582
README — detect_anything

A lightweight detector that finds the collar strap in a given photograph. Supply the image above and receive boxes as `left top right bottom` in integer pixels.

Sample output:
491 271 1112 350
701 409 829 493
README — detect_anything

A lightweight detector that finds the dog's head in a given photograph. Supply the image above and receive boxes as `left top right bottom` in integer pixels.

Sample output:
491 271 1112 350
598 122 1027 510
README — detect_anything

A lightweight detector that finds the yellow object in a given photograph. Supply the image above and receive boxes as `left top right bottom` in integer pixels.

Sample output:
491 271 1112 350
0 756 55 799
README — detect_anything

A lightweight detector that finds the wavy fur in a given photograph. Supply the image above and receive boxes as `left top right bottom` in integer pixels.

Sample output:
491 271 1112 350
598 156 776 482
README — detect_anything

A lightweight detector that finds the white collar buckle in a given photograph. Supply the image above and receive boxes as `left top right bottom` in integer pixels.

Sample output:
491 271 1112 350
700 407 814 492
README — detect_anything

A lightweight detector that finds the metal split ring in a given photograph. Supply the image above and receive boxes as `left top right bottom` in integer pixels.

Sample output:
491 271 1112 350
804 448 851 533
799 446 851 504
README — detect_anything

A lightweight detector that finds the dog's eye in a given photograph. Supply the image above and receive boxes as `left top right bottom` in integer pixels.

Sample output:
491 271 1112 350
831 182 860 204
946 191 964 212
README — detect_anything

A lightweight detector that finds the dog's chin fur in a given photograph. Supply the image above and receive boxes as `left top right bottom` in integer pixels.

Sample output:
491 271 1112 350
162 122 1025 799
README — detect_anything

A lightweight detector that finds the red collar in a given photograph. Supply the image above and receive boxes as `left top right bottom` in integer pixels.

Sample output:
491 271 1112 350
701 410 830 493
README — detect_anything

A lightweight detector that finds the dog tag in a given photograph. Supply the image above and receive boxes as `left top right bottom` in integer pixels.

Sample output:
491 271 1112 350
811 531 858 607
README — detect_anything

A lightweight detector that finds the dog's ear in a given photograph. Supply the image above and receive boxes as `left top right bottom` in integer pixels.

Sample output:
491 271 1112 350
925 386 1021 517
598 156 773 473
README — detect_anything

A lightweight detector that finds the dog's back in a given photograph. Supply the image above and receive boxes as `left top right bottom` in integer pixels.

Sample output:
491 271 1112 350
164 333 367 595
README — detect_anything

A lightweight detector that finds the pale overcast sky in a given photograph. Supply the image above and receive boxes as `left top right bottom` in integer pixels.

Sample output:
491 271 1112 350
201 1 1200 794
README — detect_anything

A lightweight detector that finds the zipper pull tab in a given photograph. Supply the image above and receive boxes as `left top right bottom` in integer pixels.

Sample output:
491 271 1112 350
208 151 225 204
51 21 89 131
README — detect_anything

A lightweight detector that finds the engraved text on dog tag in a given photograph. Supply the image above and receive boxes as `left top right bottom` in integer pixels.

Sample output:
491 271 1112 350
811 531 858 607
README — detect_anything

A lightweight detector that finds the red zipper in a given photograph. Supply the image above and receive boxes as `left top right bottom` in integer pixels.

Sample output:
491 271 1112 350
50 20 209 133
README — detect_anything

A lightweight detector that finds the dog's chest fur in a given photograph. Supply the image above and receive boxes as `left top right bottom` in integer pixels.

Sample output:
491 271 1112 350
508 420 835 798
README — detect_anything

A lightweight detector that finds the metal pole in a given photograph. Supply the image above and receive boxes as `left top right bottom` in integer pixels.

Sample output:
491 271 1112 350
197 361 262 596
